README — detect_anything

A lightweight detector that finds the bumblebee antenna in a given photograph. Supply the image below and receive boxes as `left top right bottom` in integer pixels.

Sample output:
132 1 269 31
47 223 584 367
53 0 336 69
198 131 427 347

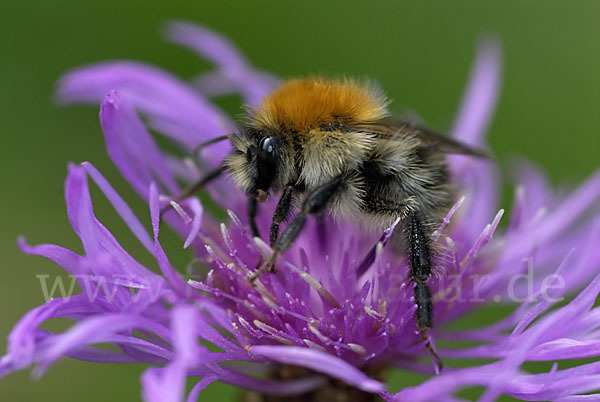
193 134 233 156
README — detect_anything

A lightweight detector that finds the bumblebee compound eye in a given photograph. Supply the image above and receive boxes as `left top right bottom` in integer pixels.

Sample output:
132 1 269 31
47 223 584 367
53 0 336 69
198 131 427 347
255 136 279 199
259 136 277 157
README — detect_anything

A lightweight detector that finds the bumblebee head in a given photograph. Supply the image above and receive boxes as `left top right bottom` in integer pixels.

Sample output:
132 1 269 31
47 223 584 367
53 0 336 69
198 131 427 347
225 128 292 202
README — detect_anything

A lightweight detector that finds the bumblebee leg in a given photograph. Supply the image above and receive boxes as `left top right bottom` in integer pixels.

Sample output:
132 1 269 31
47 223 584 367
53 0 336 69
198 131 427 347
160 165 226 216
270 185 295 246
250 177 342 282
192 134 232 156
248 197 260 238
408 212 443 372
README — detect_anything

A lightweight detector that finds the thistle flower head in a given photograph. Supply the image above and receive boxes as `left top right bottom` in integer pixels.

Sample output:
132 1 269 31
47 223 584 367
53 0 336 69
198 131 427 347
3 22 600 401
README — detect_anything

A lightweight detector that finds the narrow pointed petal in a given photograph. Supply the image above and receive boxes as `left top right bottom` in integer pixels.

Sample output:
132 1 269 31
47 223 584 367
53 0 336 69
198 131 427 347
250 345 385 393
186 376 217 402
99 91 180 198
58 62 234 157
65 164 159 280
141 306 200 402
149 183 189 294
35 313 170 376
0 296 97 377
82 162 154 253
182 198 203 249
164 21 278 105
18 237 85 276
451 36 502 150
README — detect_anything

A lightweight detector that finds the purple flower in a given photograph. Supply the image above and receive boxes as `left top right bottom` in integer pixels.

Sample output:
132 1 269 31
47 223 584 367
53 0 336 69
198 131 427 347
3 21 600 401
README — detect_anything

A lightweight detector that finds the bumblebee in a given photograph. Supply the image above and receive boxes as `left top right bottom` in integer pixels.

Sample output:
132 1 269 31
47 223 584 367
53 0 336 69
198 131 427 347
182 77 487 368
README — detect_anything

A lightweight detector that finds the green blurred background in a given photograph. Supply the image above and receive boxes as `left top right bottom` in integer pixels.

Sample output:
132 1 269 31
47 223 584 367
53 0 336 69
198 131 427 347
1 0 598 400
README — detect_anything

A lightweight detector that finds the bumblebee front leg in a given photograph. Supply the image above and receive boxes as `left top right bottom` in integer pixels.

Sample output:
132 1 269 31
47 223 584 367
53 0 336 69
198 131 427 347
247 197 260 238
408 212 443 371
270 185 295 246
250 177 342 282
160 165 226 216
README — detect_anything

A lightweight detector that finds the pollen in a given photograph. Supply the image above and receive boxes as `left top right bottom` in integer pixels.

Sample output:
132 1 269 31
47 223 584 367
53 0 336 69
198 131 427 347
248 77 389 133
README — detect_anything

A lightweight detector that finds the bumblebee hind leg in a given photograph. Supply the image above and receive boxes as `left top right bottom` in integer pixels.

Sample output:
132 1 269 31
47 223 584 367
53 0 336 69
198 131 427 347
356 201 443 372
408 212 443 372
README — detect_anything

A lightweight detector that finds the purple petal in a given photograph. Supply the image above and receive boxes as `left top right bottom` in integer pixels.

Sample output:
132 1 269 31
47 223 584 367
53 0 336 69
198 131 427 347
447 37 502 238
65 164 159 280
164 21 249 70
58 61 234 158
451 36 502 150
386 364 497 401
192 65 278 107
82 162 154 253
171 306 201 366
38 329 170 364
455 161 501 243
141 306 200 402
149 183 189 294
97 91 234 242
434 195 465 241
203 366 326 396
0 297 92 376
250 345 385 393
18 237 84 276
64 345 138 363
356 218 400 278
2 295 172 377
509 159 552 226
387 361 600 401
141 363 186 402
99 91 180 198
164 21 277 106
35 313 170 376
186 375 217 402
181 198 203 249
503 169 600 264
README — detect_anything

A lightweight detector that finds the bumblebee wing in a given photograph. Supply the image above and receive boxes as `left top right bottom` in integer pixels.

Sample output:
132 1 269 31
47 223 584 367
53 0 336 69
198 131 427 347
355 118 491 158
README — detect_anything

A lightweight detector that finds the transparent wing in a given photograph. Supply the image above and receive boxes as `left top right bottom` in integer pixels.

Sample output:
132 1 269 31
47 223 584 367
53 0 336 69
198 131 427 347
354 117 491 158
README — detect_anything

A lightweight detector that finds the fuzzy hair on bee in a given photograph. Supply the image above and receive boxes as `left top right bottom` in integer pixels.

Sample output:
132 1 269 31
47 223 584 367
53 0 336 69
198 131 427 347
183 76 489 371
225 77 459 228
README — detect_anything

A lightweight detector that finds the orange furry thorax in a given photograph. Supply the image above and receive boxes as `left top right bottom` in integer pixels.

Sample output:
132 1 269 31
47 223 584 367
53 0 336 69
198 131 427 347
248 77 389 133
